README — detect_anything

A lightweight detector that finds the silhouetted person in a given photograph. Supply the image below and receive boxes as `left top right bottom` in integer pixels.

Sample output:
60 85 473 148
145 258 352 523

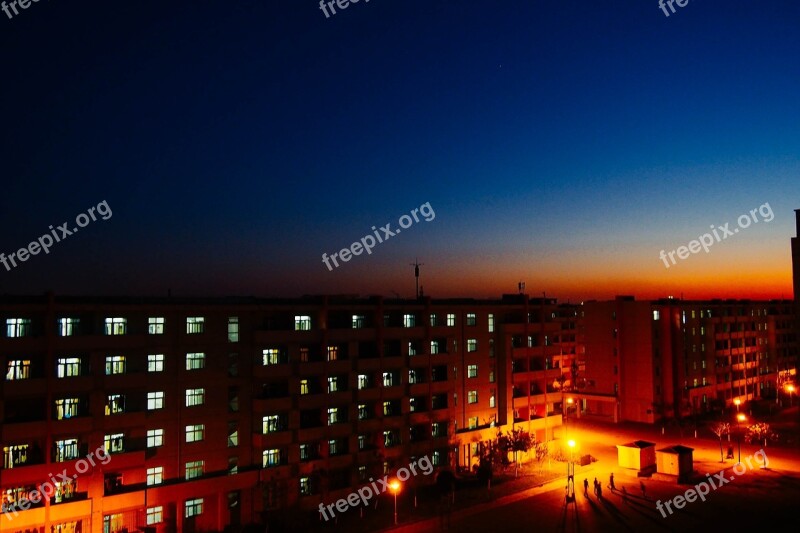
583 478 589 496
609 473 615 491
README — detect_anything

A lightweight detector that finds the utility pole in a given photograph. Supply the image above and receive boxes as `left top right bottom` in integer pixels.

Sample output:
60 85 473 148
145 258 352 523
410 259 424 299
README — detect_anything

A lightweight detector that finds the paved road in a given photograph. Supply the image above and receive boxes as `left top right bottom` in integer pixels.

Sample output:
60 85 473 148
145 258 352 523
386 415 800 533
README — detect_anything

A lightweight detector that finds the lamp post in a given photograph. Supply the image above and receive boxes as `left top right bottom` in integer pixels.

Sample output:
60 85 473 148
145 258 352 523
565 440 576 502
787 384 795 407
389 480 400 525
565 397 573 438
734 398 740 413
736 413 746 463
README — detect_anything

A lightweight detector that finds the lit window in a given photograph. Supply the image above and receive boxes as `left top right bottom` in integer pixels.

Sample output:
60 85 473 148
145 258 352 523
328 439 340 455
185 424 205 443
104 317 127 335
57 357 81 378
185 388 205 407
228 316 239 342
147 354 164 372
300 477 311 496
467 364 478 378
263 415 283 434
403 314 416 327
358 435 367 450
263 348 281 365
186 317 204 334
146 506 163 525
430 313 438 326
409 369 419 384
327 345 339 361
6 359 31 380
352 315 365 328
446 314 455 327
382 372 394 387
299 347 309 362
147 466 163 485
327 376 339 393
55 398 81 419
467 339 477 352
294 315 311 331
466 313 476 326
147 429 164 448
185 460 204 480
105 355 126 375
147 391 165 410
263 449 281 467
105 394 126 415
358 374 369 389
653 310 660 321
358 403 369 420
3 444 29 468
327 407 340 425
468 390 478 404
300 379 309 395
228 422 238 447
148 317 164 335
58 318 79 336
6 318 31 338
300 443 313 460
186 352 205 370
488 313 495 332
185 498 203 517
104 433 124 454
469 416 478 429
54 439 79 461
489 395 495 408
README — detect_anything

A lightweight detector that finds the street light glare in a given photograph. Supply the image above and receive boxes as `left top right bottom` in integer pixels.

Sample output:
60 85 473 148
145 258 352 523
737 414 746 422
734 398 741 405
390 481 400 492
568 439 576 448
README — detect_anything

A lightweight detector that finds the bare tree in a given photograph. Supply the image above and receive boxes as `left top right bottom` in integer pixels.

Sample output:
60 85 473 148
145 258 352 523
745 422 779 447
709 421 731 462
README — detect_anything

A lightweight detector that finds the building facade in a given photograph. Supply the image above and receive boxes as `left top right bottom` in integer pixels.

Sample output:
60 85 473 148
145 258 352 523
0 287 796 531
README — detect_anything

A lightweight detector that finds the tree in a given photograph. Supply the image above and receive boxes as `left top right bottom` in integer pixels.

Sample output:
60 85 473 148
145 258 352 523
709 421 731 462
494 428 534 477
745 422 778 447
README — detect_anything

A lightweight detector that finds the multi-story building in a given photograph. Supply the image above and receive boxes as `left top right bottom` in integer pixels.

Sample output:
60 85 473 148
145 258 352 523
0 293 576 532
579 297 797 424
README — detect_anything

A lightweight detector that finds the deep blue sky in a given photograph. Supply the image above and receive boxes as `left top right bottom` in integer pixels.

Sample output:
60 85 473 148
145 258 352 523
1 0 799 300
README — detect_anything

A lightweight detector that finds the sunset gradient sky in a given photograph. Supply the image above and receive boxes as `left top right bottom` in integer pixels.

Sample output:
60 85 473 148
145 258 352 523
1 0 799 301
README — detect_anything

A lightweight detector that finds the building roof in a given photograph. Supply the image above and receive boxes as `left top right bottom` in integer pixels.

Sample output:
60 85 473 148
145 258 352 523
657 445 694 455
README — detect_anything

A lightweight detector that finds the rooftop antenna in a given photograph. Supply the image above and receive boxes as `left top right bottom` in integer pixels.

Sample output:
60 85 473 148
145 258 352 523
411 258 424 298
518 281 525 295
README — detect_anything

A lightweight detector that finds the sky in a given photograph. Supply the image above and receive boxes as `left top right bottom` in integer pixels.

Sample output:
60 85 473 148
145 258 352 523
1 0 799 302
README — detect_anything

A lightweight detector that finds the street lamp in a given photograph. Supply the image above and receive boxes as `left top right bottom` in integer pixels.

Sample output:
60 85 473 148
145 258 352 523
734 398 741 413
389 479 400 525
736 413 746 463
787 384 795 407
